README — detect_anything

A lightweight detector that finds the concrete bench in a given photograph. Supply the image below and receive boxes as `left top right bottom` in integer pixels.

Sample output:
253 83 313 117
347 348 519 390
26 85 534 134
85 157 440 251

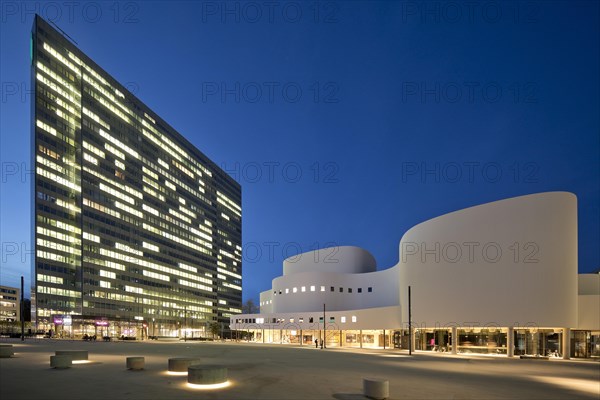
0 345 14 358
50 355 72 369
168 357 202 372
519 355 549 360
188 365 228 385
126 356 145 370
363 378 389 400
55 350 88 361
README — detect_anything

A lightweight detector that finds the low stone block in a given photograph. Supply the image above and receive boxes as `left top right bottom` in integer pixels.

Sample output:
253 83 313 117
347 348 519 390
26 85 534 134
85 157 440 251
0 346 14 358
126 356 145 370
363 378 389 400
168 357 201 372
50 355 72 369
188 365 228 385
55 350 88 361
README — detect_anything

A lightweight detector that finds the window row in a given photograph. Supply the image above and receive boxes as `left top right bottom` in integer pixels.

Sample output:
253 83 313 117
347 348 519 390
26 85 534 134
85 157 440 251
273 286 373 296
235 315 358 324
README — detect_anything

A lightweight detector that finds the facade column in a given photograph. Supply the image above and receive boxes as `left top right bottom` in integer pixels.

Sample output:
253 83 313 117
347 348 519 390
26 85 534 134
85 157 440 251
562 328 571 360
507 326 514 357
359 330 363 348
339 330 342 347
383 330 386 349
300 329 302 346
451 326 457 355
262 329 265 344
410 327 416 352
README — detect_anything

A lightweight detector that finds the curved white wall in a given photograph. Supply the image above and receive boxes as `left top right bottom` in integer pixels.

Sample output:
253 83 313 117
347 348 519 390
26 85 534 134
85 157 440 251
398 192 578 328
270 266 399 313
282 246 376 276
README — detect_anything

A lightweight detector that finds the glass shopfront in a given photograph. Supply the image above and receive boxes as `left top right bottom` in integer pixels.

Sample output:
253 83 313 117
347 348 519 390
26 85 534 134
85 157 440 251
235 326 600 359
572 331 600 358
514 329 561 357
48 314 147 340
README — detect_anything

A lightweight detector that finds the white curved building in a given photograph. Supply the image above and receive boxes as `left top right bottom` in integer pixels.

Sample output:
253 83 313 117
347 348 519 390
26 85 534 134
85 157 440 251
231 192 599 358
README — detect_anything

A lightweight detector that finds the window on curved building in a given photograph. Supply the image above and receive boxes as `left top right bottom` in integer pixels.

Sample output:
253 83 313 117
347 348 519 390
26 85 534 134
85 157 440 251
285 288 289 294
321 286 325 292
358 288 362 293
368 287 372 292
309 317 313 323
310 285 315 292
293 287 298 293
330 286 334 292
352 316 357 322
339 287 343 293
301 286 306 292
341 316 346 323
348 288 352 293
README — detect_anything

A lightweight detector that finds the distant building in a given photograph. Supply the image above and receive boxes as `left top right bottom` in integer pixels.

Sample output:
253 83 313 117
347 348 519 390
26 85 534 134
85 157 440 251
0 286 20 322
231 192 600 359
31 15 242 339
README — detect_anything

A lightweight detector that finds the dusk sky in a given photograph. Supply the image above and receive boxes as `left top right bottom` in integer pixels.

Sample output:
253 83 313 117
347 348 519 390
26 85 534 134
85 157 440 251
1 1 598 302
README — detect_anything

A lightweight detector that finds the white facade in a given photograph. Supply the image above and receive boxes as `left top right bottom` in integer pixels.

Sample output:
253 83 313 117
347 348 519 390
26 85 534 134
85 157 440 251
398 191 578 329
232 192 598 357
578 274 600 330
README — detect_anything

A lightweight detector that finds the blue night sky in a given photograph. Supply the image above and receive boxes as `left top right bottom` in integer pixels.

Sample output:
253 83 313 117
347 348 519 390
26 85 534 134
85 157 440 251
1 1 598 301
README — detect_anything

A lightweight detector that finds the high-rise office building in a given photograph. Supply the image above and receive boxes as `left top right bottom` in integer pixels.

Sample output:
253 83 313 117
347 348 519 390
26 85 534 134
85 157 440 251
31 15 242 338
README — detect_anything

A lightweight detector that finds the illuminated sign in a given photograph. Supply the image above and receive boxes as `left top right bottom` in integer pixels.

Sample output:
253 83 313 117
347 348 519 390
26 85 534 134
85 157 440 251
53 316 63 325
95 320 109 327
63 315 72 326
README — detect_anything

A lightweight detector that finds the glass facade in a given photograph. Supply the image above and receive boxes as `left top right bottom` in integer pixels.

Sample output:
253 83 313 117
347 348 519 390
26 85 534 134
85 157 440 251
31 15 241 338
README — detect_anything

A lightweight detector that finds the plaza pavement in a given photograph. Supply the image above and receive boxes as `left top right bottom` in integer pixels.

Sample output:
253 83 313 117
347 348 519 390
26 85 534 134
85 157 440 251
0 338 598 399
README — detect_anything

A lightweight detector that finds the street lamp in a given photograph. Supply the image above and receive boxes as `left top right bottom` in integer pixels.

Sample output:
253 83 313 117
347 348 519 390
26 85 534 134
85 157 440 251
323 303 326 349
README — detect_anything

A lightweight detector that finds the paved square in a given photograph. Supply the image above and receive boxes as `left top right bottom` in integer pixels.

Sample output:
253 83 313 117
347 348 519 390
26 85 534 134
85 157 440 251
1 339 598 399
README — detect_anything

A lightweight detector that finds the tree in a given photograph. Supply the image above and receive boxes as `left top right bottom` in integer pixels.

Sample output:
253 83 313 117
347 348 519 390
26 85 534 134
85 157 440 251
242 299 258 314
208 322 221 339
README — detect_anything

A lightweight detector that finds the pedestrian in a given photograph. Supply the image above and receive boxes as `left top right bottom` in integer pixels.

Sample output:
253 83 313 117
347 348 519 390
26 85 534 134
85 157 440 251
315 338 318 348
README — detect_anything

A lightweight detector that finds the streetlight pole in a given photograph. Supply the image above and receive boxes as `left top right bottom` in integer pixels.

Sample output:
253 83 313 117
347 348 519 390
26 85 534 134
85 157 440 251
20 276 24 341
323 303 326 349
408 285 412 355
